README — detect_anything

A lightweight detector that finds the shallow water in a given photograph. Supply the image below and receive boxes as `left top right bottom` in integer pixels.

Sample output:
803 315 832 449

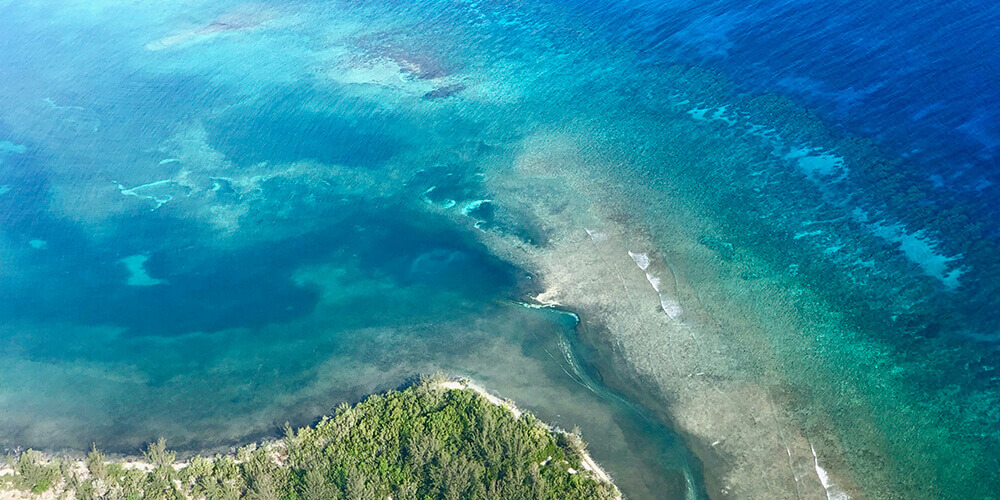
2 0 999 498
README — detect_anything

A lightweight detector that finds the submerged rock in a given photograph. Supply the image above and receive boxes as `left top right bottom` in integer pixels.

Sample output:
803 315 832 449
423 83 467 99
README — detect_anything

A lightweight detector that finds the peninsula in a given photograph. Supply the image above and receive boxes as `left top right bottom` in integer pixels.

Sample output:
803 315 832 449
0 377 619 500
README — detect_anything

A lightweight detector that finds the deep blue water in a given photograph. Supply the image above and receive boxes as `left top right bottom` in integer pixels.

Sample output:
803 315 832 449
1 0 998 498
580 0 1000 206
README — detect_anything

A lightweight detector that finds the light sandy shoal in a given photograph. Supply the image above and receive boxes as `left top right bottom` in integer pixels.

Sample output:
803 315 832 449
469 130 861 499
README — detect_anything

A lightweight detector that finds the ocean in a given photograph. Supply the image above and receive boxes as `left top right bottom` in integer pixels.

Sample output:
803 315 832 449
1 0 997 498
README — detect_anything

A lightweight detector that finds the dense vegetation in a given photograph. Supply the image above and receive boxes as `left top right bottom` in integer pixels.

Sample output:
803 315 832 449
1 378 619 499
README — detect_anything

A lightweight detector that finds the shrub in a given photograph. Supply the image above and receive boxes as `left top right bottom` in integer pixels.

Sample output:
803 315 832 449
0 381 619 499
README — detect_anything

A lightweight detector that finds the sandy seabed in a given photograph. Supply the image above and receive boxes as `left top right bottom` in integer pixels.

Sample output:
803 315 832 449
466 130 864 499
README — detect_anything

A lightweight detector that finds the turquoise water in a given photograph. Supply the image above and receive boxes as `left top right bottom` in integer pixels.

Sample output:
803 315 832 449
2 0 999 497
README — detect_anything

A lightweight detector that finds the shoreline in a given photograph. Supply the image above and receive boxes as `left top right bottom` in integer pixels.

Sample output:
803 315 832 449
1 377 620 500
509 298 710 500
435 378 616 486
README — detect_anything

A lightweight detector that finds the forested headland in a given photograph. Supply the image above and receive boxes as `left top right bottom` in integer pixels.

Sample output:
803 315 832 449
1 377 619 499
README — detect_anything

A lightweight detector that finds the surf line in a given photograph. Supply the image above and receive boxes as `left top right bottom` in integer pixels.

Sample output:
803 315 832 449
628 251 684 320
511 299 660 425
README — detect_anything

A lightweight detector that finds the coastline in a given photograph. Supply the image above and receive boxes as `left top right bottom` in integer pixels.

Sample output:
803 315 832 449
435 378 616 486
0 377 620 500
0 1 995 497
